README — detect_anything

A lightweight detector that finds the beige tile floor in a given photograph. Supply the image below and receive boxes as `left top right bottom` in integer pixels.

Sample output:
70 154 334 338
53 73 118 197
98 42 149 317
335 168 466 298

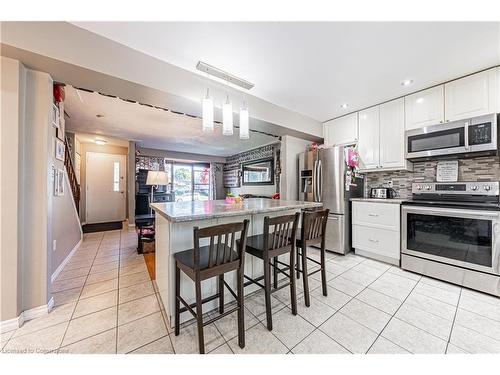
2 227 500 354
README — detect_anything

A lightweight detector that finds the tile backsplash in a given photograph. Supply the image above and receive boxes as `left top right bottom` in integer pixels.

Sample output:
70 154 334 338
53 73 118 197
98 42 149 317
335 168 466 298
364 156 500 198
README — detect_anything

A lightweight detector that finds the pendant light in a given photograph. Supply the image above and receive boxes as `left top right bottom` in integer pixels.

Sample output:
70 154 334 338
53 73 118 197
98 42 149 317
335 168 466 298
222 95 233 136
239 103 249 139
202 88 214 132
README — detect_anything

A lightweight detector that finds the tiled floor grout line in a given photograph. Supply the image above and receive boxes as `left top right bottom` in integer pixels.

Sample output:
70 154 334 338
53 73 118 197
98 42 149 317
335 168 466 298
57 233 105 351
152 288 176 354
445 288 463 354
364 273 423 354
115 231 122 354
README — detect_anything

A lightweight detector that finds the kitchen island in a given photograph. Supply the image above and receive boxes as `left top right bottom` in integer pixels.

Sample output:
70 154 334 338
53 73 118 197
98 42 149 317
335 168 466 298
150 198 322 326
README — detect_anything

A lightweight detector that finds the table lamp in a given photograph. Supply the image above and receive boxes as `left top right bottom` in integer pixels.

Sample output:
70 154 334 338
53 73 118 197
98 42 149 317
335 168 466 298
146 170 170 213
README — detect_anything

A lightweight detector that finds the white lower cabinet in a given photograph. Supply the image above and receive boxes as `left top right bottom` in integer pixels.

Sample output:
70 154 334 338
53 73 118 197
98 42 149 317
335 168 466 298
352 201 400 265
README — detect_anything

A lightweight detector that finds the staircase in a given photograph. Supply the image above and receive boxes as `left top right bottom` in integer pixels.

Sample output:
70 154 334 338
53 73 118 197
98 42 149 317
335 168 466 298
64 140 81 213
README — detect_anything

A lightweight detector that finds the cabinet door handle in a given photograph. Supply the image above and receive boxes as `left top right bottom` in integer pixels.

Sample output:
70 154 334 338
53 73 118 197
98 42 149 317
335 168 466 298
368 238 379 243
368 213 379 217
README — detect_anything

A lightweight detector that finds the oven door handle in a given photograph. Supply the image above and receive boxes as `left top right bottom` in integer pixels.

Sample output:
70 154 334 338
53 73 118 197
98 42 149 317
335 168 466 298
493 222 500 274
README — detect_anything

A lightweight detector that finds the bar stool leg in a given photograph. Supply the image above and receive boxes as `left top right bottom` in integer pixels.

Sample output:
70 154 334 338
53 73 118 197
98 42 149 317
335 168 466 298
195 277 205 354
290 247 297 315
263 257 273 331
273 256 278 289
237 269 245 348
301 246 311 307
320 247 328 297
218 274 224 314
296 248 301 279
174 263 180 336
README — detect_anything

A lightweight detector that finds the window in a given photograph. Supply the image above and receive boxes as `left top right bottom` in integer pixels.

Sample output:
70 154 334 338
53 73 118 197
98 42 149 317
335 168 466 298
193 164 210 201
113 162 120 192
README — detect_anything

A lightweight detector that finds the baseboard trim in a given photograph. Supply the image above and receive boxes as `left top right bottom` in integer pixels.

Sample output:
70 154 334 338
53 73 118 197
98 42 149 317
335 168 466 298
51 238 82 283
0 299 54 332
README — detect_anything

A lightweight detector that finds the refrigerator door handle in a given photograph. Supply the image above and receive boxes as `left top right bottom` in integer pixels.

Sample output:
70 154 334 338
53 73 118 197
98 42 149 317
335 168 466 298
312 160 318 202
317 159 322 202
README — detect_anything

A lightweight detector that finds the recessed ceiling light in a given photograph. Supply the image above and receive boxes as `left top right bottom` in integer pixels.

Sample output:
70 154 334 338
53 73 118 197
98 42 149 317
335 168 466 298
94 139 107 145
401 79 414 87
340 103 349 109
416 98 424 104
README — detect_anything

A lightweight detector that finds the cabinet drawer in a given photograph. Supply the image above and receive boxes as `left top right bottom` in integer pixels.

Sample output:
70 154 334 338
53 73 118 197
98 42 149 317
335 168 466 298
352 202 400 229
352 225 400 259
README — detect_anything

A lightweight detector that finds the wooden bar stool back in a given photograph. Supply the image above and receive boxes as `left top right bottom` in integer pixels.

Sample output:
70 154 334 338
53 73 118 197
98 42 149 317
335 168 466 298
296 209 329 307
241 212 300 331
174 219 250 354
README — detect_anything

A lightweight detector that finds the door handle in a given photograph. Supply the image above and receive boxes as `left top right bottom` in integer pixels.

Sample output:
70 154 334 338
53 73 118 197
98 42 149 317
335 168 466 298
317 160 322 202
368 238 379 243
368 213 379 217
312 160 317 202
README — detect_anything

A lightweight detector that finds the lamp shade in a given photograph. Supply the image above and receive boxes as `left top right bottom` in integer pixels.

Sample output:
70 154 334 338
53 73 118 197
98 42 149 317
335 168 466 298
146 170 169 185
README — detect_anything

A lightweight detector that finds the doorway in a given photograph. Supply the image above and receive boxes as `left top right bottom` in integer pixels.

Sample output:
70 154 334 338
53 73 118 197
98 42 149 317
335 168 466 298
86 152 127 224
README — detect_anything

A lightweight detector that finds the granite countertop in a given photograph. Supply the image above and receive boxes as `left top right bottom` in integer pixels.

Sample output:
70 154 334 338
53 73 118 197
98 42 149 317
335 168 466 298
151 198 322 223
350 198 407 204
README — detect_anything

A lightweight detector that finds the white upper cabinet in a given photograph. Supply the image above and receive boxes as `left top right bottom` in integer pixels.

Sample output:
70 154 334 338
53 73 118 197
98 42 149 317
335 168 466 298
357 98 411 172
405 85 445 130
445 68 498 122
379 98 408 169
323 112 358 146
357 106 380 170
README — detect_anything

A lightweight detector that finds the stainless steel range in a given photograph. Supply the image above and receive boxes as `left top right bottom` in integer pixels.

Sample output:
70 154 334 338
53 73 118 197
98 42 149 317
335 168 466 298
401 181 500 297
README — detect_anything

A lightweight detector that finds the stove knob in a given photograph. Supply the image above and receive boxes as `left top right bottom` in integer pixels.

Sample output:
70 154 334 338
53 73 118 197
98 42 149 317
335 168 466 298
471 185 478 191
484 185 491 191
416 185 422 190
425 185 432 190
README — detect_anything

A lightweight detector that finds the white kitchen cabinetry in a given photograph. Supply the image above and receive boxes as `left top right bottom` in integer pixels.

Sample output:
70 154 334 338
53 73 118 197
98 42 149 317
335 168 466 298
357 106 380 170
405 85 445 130
445 68 498 122
352 201 400 265
323 112 358 146
358 99 412 172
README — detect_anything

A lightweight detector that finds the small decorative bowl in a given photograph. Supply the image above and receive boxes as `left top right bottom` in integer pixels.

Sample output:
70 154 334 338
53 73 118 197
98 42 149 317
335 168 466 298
225 196 237 204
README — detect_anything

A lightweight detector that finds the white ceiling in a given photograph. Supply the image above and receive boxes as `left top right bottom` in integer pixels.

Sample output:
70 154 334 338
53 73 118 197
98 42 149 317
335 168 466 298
64 86 278 157
73 22 500 122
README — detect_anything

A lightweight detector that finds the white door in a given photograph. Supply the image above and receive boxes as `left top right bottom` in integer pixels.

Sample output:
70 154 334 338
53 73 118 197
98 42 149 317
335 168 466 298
405 85 445 130
357 106 380 170
380 98 406 168
445 68 498 122
323 112 358 146
86 152 127 224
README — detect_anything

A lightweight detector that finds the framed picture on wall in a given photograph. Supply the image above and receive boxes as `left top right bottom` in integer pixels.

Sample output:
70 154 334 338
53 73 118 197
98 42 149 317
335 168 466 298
54 169 65 196
56 101 65 140
55 138 65 161
51 103 60 129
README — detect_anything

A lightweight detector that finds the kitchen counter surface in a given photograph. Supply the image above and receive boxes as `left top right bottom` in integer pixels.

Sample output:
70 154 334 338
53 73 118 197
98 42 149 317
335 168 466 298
151 198 322 223
350 198 407 204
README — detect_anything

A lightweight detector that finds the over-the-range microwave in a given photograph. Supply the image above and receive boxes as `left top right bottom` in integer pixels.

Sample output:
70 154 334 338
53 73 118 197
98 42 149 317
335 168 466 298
405 113 498 161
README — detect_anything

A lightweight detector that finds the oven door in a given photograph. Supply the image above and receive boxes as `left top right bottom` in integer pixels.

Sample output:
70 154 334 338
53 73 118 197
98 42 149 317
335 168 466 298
402 205 500 275
406 121 466 159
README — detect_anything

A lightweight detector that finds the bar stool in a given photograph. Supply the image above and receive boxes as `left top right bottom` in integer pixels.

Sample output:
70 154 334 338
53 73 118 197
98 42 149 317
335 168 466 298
174 219 250 354
239 212 300 331
295 209 330 307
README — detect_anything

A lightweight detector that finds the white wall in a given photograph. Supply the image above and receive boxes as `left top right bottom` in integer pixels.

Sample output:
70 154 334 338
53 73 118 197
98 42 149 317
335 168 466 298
1 57 82 323
280 135 312 200
1 57 23 321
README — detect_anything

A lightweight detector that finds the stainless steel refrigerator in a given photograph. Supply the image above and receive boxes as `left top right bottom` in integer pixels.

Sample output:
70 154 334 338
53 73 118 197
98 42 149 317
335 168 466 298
298 146 364 254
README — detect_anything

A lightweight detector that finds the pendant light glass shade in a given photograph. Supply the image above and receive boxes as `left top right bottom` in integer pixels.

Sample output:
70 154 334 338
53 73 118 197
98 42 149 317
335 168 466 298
202 89 214 132
239 104 249 139
222 95 233 136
